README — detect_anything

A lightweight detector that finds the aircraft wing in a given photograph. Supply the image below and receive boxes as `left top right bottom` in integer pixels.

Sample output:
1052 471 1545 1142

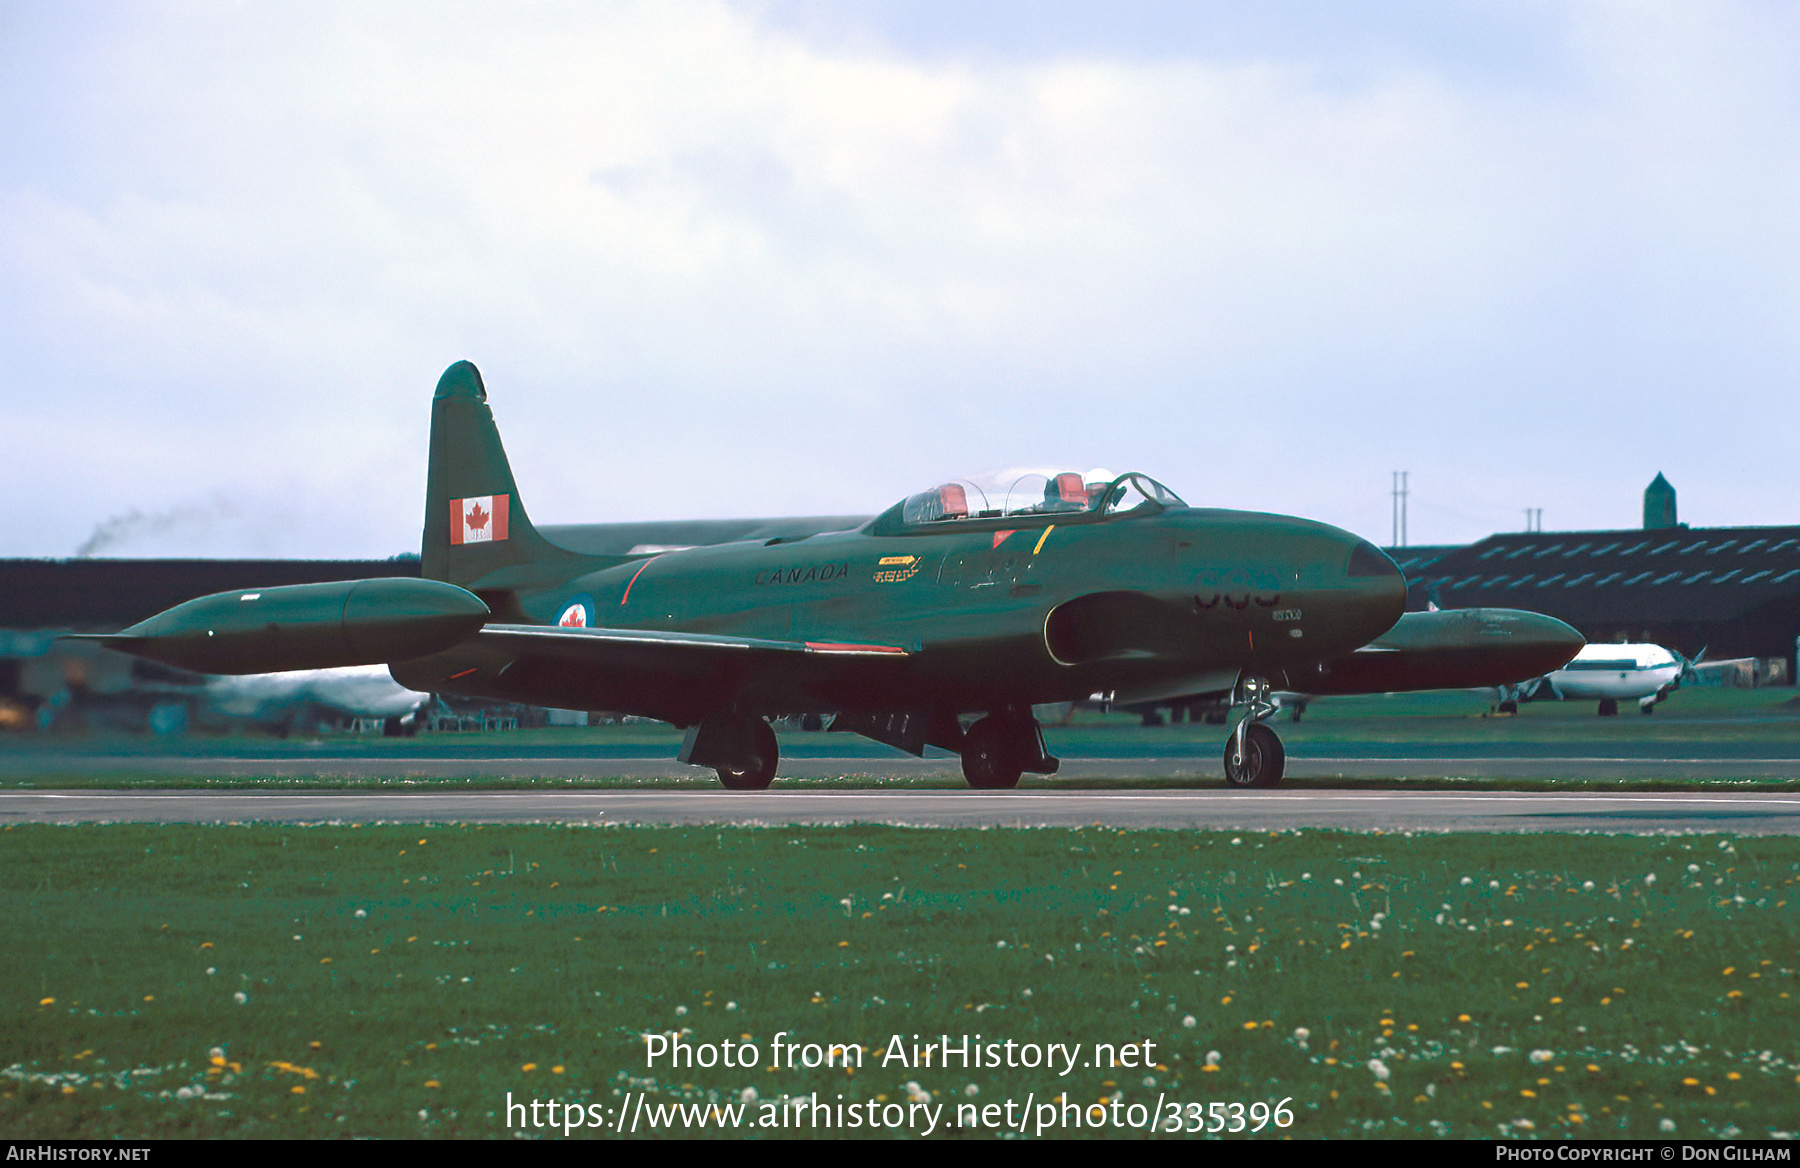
390 624 914 722
473 624 911 661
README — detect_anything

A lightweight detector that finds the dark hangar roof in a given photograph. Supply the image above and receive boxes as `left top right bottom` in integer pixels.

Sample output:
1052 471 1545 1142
0 559 419 631
1400 526 1800 627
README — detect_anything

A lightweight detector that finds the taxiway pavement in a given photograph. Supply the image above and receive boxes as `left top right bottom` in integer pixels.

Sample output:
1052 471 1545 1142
6 788 1800 833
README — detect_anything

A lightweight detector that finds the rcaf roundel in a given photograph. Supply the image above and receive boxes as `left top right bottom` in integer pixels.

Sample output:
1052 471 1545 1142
450 495 509 545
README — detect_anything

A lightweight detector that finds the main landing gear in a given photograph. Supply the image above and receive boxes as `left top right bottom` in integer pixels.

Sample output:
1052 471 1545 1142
1223 676 1285 788
680 714 779 790
960 709 1060 789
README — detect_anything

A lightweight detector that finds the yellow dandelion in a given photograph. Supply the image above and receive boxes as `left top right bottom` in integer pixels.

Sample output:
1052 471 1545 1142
1521 1089 1537 1098
291 1085 306 1095
1515 981 1529 989
38 998 54 1007
552 1066 565 1075
1457 1013 1471 1022
424 1080 440 1088
1243 1021 1258 1030
522 1063 537 1072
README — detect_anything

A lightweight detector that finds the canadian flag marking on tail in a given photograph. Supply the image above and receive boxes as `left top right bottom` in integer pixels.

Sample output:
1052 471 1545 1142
450 495 510 545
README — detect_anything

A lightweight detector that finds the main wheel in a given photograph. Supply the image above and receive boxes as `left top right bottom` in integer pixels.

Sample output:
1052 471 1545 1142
1223 722 1285 788
1597 698 1618 717
715 719 778 790
961 716 1025 789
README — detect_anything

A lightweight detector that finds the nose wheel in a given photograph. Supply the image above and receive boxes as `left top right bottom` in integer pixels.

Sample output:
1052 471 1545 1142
1223 676 1285 788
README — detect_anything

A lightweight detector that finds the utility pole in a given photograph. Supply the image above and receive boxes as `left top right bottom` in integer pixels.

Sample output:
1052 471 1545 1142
1523 508 1542 533
1391 471 1409 548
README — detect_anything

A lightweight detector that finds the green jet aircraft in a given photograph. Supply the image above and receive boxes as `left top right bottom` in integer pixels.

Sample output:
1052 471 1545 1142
85 361 1583 789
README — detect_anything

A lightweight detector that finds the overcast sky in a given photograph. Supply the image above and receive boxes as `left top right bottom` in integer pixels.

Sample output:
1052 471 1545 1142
5 1 1799 558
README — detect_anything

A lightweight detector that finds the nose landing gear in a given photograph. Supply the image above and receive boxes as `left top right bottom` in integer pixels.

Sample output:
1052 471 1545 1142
1223 676 1285 788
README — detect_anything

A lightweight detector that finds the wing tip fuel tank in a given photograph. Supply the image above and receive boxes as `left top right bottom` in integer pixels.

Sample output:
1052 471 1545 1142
73 578 490 675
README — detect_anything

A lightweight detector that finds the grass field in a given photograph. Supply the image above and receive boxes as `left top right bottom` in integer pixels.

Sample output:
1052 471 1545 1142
3 823 1795 1139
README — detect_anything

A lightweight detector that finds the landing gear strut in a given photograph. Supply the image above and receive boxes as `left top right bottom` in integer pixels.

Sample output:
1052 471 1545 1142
960 709 1059 789
680 715 778 790
1223 676 1285 788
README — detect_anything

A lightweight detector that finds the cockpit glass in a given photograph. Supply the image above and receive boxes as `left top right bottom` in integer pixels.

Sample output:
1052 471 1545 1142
898 470 1183 525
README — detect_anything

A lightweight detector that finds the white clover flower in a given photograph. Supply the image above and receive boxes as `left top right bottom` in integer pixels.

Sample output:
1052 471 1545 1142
674 1005 688 1016
209 1047 224 1060
1688 864 1700 873
1142 1075 1156 1088
1515 1119 1536 1131
1660 1118 1676 1133
1582 881 1595 890
905 1081 931 1104
1293 1027 1310 1047
353 909 367 919
1460 877 1472 886
1204 1051 1221 1067
725 1001 737 1011
205 967 216 976
995 940 1007 949
1178 907 1191 916
1528 1050 1553 1065
964 1084 979 1097
1367 1059 1390 1081
740 1087 758 1104
1183 1015 1197 1029
233 992 248 1005
1021 988 1032 998
1645 874 1657 885
1489 880 1500 889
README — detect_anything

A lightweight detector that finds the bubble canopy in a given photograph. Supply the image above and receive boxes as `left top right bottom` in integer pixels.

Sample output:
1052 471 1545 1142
873 470 1186 533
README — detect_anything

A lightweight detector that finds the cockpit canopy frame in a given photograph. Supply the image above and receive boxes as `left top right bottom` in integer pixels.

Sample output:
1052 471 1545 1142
868 471 1185 536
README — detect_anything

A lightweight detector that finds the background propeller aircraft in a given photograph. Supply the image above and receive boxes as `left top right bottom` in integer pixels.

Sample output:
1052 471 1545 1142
1504 642 1755 716
81 361 1584 789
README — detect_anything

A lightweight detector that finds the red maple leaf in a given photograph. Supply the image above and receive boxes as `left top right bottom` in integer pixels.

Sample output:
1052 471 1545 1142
465 502 489 531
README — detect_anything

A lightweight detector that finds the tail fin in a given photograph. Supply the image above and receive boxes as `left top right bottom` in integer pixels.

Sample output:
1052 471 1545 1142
421 361 605 591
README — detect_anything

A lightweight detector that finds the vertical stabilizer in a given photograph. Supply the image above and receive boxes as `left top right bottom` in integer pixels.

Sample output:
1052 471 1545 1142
421 361 596 589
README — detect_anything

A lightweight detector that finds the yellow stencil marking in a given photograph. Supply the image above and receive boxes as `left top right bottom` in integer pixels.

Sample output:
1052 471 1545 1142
1032 525 1056 555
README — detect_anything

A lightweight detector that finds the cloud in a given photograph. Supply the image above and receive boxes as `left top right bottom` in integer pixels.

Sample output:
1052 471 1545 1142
4 2 1799 554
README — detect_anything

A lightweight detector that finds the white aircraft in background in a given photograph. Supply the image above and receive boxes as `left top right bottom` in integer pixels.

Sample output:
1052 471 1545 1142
201 665 432 736
1506 643 1754 716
